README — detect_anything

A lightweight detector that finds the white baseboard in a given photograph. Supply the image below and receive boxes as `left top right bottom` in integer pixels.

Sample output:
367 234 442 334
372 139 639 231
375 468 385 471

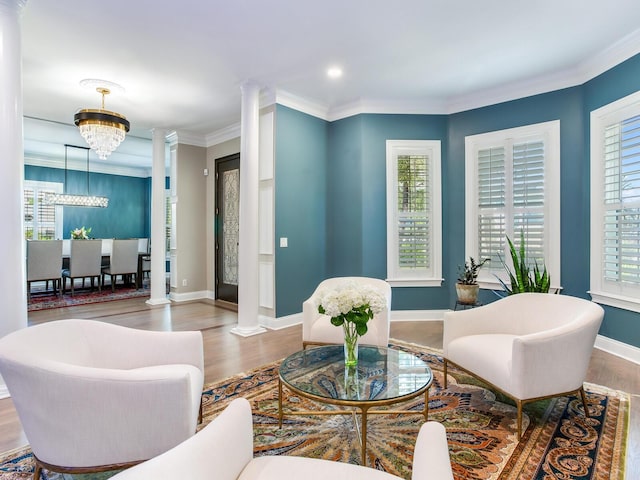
169 290 211 302
595 334 640 365
260 313 302 330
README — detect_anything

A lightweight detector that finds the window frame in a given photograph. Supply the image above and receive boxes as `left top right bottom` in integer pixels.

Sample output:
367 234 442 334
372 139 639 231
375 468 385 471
386 139 442 287
464 120 561 290
590 90 640 313
23 180 63 240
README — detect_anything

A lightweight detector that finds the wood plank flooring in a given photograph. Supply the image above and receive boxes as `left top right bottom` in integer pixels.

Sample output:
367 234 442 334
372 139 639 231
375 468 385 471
0 298 637 477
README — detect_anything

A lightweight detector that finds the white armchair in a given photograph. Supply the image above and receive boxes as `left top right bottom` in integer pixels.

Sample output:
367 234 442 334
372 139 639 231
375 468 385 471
302 277 392 349
0 319 204 479
110 397 454 480
443 293 604 439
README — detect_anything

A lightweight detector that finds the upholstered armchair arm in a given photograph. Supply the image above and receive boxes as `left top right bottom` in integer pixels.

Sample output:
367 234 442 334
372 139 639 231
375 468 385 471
109 398 254 480
443 299 527 355
301 294 319 342
511 320 600 399
13 361 202 468
411 421 454 480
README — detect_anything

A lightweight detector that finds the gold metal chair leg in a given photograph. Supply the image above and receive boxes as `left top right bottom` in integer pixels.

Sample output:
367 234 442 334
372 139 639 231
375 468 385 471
443 359 448 388
33 462 42 480
579 386 590 417
517 400 523 440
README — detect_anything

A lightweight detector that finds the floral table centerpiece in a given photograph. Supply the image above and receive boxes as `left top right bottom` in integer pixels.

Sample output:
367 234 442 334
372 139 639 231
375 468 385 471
70 226 92 240
316 281 387 366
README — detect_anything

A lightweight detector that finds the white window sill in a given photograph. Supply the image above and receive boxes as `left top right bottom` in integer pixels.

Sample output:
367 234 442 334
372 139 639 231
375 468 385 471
589 290 640 314
386 278 443 287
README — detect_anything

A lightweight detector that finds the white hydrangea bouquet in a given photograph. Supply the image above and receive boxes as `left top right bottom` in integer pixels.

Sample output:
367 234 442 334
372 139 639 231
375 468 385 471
316 281 387 366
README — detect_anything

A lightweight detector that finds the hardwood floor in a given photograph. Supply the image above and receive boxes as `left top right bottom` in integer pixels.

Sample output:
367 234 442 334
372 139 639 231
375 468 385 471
1 298 637 477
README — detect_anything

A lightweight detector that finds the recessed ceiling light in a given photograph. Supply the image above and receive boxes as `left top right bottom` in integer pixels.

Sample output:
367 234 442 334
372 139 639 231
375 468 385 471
327 67 343 79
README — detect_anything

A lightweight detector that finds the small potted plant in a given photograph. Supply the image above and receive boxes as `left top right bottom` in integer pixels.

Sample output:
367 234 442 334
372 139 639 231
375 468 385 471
456 256 489 305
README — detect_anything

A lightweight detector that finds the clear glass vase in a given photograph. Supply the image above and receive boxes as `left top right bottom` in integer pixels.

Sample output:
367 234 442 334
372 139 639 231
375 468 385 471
343 323 359 366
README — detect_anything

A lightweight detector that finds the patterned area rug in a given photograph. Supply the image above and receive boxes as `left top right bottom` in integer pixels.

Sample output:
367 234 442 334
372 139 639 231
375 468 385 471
0 341 629 479
27 287 150 312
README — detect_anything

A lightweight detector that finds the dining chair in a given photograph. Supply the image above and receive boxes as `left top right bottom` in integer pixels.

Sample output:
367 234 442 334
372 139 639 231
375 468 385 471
62 239 103 296
102 239 140 292
26 240 63 300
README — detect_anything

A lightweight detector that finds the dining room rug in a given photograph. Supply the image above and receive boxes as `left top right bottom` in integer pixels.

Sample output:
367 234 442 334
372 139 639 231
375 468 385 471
27 287 150 312
0 341 629 479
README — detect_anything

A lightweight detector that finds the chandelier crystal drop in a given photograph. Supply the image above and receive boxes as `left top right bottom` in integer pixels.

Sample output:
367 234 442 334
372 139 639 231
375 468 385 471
74 86 130 160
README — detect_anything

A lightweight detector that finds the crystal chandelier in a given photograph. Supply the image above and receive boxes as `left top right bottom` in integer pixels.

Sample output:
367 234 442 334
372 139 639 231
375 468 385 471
45 145 109 208
74 85 130 160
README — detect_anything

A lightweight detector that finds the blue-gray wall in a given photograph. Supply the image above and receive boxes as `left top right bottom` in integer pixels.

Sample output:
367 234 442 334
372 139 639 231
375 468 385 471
25 165 150 239
275 105 329 315
274 52 640 349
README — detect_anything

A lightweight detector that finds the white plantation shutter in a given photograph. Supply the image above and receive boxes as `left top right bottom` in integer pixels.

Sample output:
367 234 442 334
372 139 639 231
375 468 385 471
386 140 442 286
466 121 560 288
602 115 640 285
477 147 506 267
513 140 546 266
23 181 63 240
397 155 429 269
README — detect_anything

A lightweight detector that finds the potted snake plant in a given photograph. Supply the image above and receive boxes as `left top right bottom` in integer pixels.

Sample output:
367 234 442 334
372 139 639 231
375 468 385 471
456 257 489 304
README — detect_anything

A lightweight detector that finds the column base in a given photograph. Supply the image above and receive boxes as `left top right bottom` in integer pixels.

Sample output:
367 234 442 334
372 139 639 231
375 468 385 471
145 298 171 306
230 325 267 337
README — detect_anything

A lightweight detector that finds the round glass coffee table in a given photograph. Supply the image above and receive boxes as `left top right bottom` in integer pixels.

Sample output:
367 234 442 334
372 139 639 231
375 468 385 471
278 345 433 465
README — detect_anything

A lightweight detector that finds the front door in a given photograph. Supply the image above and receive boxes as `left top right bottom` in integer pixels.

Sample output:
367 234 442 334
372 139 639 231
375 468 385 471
215 153 240 303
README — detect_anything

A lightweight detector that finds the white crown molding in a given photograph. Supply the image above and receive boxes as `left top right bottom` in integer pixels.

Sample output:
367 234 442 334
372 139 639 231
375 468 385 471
166 130 207 148
328 98 450 122
577 27 640 83
205 123 241 147
274 89 330 120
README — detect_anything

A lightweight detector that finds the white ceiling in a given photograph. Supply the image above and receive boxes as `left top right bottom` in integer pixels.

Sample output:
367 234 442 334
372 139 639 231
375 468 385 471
20 0 640 154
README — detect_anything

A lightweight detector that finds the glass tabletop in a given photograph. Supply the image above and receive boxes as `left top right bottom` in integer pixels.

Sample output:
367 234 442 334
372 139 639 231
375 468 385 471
279 345 433 403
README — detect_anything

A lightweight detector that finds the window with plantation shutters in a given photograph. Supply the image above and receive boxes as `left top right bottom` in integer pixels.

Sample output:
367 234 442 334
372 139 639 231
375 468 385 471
591 91 640 312
23 181 63 240
465 121 560 289
386 140 442 286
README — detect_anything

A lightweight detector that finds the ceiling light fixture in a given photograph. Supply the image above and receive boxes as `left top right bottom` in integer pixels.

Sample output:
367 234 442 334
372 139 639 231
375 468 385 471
45 144 109 208
74 80 130 160
327 67 343 79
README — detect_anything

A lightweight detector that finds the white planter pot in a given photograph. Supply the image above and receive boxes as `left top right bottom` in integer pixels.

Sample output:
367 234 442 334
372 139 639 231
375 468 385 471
456 283 479 305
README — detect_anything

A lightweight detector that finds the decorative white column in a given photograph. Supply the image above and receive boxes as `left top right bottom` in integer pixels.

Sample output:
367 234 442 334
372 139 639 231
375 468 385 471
0 0 28 398
231 81 266 337
146 129 171 305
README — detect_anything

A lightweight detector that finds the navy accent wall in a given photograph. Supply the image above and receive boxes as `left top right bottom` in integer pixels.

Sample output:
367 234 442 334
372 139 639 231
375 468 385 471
25 165 149 239
275 105 329 316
